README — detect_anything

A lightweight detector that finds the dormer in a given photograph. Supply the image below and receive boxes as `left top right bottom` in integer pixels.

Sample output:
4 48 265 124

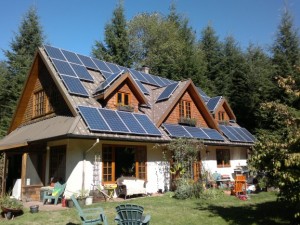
207 96 236 124
93 72 149 113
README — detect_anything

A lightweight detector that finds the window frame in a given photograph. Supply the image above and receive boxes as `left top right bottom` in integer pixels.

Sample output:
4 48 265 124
117 92 130 106
216 149 231 168
33 90 46 117
102 145 147 184
179 100 191 119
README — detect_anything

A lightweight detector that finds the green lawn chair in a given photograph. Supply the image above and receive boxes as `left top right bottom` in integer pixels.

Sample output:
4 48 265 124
115 204 151 225
71 195 108 225
43 182 66 205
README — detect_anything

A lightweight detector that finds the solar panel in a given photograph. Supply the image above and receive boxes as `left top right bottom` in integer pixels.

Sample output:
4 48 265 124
156 82 179 102
240 127 256 142
44 45 66 61
160 77 172 85
70 63 94 82
94 70 123 93
141 72 159 86
162 124 192 138
60 75 89 97
105 62 121 73
52 59 77 77
129 69 148 83
207 96 222 111
117 111 147 134
78 106 110 131
151 75 167 87
197 87 210 102
133 79 150 95
219 125 239 141
98 108 129 133
134 114 161 136
184 126 210 139
92 58 112 73
77 54 98 70
232 127 253 142
202 128 224 141
61 49 82 65
226 126 247 142
100 71 112 79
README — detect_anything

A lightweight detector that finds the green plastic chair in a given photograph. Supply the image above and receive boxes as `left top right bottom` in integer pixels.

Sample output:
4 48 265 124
115 204 151 225
71 195 108 225
43 182 66 205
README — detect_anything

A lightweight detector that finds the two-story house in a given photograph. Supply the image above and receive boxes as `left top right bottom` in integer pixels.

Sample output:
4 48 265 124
0 45 255 200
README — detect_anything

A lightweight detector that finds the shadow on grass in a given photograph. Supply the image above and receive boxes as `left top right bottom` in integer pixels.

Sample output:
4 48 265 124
195 199 294 225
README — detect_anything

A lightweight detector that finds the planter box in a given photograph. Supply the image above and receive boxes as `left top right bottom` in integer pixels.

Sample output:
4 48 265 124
178 117 197 127
117 105 134 112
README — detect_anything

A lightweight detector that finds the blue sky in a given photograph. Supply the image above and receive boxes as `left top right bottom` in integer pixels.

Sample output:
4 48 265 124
0 0 299 61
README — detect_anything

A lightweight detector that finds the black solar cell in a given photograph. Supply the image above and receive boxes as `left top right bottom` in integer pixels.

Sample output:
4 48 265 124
44 45 66 61
98 109 129 133
60 75 89 97
78 106 110 131
61 49 82 65
70 63 94 82
117 111 147 134
156 82 179 102
162 124 192 138
52 59 77 77
134 114 161 136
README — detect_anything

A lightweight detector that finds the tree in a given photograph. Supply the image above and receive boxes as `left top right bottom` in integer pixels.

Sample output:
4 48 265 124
0 6 44 136
249 71 300 220
271 9 300 104
128 8 207 85
92 1 131 67
199 24 222 94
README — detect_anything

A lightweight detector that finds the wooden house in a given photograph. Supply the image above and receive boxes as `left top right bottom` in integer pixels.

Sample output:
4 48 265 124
0 45 255 200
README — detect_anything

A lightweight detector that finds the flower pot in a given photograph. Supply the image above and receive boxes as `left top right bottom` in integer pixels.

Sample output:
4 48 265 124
85 196 93 205
30 205 39 213
67 199 74 208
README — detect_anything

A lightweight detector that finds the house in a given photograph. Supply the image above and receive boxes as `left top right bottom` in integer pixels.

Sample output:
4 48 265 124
0 45 255 201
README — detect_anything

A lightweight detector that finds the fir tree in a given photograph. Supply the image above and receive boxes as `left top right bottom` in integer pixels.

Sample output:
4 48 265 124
92 1 131 67
0 6 44 136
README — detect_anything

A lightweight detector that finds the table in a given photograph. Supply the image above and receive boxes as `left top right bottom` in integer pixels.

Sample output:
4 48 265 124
216 179 231 188
103 184 117 199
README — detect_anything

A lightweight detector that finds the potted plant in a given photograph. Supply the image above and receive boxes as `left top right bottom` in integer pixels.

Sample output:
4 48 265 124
76 189 89 207
178 117 197 127
116 103 134 112
0 193 23 219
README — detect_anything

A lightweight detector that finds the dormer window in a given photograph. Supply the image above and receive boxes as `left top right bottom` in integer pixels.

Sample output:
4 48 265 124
117 92 130 106
218 111 225 121
179 100 191 118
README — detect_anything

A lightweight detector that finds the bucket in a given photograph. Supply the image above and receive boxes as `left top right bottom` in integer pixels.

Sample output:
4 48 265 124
85 196 93 205
30 205 39 213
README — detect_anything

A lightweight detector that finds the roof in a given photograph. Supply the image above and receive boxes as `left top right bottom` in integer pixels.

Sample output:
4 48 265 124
0 116 77 150
0 45 255 149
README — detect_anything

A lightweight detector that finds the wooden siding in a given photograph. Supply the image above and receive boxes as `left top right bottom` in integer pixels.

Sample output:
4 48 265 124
106 81 140 113
165 91 208 127
214 104 230 122
20 61 72 125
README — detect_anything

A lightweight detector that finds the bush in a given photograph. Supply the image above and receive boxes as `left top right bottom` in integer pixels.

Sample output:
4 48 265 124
174 178 204 199
199 188 225 200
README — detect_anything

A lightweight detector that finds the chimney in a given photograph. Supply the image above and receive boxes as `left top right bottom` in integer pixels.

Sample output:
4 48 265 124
141 65 150 74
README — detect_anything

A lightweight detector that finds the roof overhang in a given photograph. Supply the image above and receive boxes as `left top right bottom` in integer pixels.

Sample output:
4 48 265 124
0 116 77 151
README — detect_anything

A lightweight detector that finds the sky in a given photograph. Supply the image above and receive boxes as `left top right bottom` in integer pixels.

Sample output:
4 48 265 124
0 0 300 61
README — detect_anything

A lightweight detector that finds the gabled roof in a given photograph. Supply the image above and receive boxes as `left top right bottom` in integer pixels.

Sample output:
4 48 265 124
153 79 220 132
0 45 254 148
93 72 149 105
207 96 236 121
207 96 222 112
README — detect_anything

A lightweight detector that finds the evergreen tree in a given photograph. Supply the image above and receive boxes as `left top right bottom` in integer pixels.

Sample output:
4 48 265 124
199 24 222 94
92 1 131 67
271 10 300 103
0 6 44 136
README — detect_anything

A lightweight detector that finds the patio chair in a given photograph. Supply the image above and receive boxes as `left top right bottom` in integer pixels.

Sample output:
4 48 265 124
43 182 66 205
71 195 108 225
115 204 151 225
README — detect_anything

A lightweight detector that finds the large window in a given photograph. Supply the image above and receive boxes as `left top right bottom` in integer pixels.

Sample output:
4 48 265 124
102 145 147 183
179 100 191 118
117 92 130 106
216 149 230 167
49 146 66 183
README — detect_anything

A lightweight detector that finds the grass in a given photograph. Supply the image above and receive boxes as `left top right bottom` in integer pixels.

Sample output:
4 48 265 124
2 191 295 225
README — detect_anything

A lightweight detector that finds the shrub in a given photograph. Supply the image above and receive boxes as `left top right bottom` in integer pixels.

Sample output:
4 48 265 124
174 178 204 199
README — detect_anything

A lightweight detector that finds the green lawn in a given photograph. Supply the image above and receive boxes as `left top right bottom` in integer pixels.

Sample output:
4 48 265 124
2 191 294 225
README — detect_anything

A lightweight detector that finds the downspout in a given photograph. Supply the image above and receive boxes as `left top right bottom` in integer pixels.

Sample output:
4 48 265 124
82 138 99 191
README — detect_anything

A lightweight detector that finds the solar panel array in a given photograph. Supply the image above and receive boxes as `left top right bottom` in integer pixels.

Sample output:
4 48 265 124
219 125 255 143
207 96 222 112
162 123 224 141
156 82 179 102
94 70 123 94
197 87 210 102
78 105 161 136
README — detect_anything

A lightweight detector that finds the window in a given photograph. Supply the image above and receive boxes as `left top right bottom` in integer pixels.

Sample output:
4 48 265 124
117 92 130 106
34 90 45 117
102 145 147 183
218 111 225 121
216 149 230 167
49 146 66 182
179 100 191 118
